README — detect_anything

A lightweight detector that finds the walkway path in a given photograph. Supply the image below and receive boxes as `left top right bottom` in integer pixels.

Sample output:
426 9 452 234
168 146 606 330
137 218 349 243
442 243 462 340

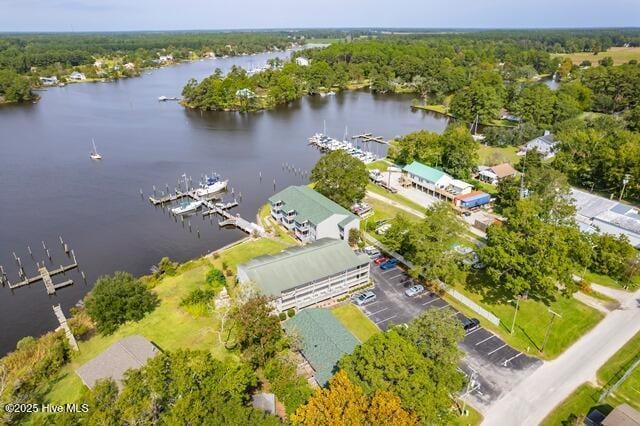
482 287 640 425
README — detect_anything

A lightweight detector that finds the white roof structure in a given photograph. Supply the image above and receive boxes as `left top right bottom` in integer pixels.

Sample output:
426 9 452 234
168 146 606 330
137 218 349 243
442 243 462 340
572 188 640 248
520 132 559 158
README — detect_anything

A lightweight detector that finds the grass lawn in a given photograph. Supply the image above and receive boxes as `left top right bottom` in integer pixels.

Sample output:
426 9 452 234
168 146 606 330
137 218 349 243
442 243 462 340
553 46 640 66
478 145 520 166
331 304 381 343
451 405 484 426
412 104 451 115
597 331 640 410
542 383 606 426
257 203 299 246
41 237 289 407
366 183 426 214
454 272 604 359
578 269 640 290
366 159 392 172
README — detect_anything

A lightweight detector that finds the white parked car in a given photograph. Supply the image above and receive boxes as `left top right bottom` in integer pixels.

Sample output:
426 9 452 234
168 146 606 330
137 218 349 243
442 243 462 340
355 291 377 306
405 285 425 297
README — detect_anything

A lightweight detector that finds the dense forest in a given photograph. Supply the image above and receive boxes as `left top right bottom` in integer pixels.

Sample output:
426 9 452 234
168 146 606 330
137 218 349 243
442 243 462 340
182 30 640 118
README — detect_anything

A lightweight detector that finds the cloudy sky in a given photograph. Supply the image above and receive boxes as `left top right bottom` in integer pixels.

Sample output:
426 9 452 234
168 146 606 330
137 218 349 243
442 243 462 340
1 0 639 32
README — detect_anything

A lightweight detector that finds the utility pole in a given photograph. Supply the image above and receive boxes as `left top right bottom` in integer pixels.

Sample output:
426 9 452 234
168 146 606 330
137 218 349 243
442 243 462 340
460 368 478 416
509 296 521 335
619 174 632 201
541 308 562 354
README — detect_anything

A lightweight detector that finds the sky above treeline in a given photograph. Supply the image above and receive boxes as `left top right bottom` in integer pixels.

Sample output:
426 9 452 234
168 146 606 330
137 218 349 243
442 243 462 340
1 0 639 32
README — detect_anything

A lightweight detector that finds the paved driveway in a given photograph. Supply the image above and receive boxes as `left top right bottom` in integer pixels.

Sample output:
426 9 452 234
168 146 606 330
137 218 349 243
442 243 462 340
358 262 542 409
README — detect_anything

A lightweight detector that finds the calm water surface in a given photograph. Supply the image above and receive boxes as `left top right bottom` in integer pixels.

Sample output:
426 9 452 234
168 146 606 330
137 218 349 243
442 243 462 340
0 51 449 355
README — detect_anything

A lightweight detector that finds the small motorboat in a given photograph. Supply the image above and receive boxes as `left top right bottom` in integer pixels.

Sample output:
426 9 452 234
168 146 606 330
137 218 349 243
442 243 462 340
194 176 228 198
171 200 203 215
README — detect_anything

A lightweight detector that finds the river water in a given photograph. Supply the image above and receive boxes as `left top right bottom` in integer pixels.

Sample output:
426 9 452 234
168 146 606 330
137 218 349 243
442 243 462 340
0 50 449 355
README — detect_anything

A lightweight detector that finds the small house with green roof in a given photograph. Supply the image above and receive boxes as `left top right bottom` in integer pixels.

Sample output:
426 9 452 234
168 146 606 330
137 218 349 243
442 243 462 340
236 238 370 312
402 161 473 200
283 308 359 386
268 185 360 242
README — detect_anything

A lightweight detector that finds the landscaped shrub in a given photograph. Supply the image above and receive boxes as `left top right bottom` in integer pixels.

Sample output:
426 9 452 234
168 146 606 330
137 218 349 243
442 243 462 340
180 288 216 307
279 312 287 321
287 308 296 318
205 267 226 289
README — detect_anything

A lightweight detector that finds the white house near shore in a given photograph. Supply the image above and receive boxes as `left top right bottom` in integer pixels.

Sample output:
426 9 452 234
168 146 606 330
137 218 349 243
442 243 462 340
69 71 86 81
295 57 309 66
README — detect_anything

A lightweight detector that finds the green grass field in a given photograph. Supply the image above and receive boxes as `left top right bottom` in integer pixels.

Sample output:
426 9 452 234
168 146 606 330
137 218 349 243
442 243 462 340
453 272 603 359
478 145 520 166
331 304 380 343
553 46 640 66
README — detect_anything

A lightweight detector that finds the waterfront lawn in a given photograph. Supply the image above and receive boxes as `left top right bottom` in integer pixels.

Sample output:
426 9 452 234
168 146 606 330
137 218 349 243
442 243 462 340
42 237 289 407
211 237 289 272
478 145 520 165
454 272 603 359
331 304 380 343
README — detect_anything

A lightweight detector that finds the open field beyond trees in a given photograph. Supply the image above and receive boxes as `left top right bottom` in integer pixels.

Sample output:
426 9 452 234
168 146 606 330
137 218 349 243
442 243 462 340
553 46 640 66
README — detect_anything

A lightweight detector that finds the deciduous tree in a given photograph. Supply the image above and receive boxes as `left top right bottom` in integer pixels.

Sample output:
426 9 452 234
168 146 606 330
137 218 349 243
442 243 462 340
310 150 369 208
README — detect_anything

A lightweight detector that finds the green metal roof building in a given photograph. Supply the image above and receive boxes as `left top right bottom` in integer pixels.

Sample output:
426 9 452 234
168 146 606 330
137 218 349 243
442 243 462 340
284 308 359 386
268 186 360 242
402 161 448 184
237 238 370 312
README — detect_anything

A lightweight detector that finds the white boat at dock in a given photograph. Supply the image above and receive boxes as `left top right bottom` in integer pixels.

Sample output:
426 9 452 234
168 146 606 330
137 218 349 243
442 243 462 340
171 199 204 215
194 175 228 198
158 96 180 102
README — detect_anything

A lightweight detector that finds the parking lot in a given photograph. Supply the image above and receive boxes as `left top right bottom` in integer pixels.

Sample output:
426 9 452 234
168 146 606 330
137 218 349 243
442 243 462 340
359 262 542 409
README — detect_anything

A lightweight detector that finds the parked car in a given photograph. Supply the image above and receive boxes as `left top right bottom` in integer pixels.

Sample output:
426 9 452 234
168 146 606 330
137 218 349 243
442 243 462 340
460 317 480 332
364 246 381 258
374 256 389 264
375 223 392 234
405 284 425 297
355 291 377 306
380 258 398 270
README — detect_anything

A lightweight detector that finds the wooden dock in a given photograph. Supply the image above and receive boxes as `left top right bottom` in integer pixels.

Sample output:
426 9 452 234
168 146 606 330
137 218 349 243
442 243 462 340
53 304 79 351
6 249 78 294
148 178 264 236
352 133 388 145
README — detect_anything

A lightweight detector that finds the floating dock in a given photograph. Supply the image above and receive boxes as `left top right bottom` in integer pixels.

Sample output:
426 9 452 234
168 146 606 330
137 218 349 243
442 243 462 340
352 133 389 145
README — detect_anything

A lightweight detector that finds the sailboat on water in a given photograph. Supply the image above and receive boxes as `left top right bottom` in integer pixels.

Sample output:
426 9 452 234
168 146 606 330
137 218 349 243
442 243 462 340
470 114 486 142
90 139 103 160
